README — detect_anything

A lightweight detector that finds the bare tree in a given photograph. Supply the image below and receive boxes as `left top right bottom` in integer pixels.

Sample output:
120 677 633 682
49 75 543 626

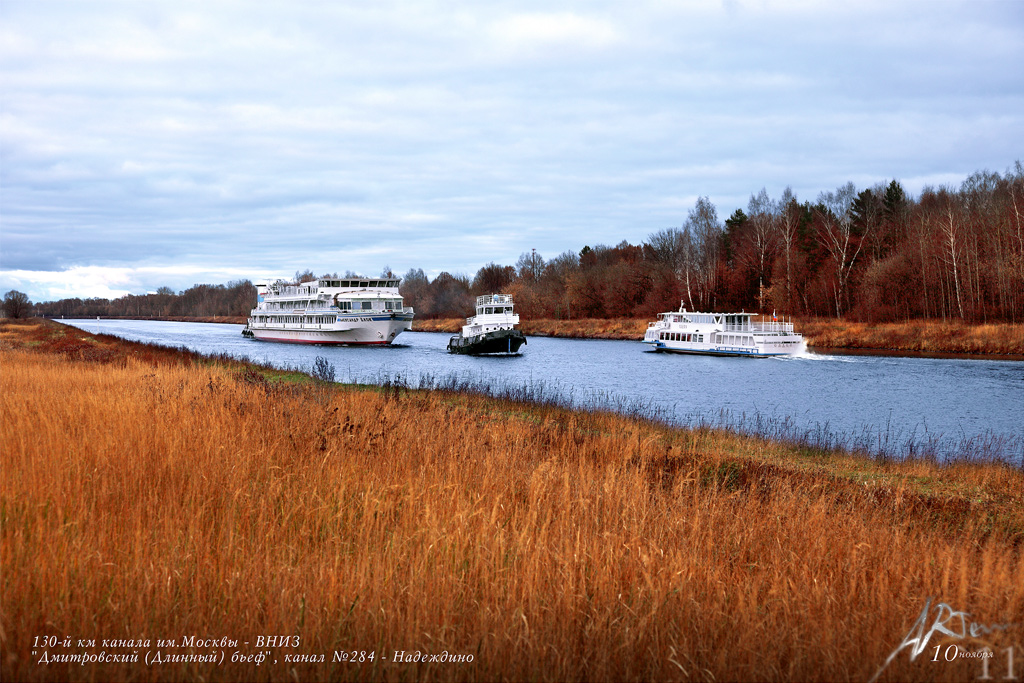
686 196 722 309
516 249 545 282
936 187 966 319
774 187 800 311
648 227 695 308
815 181 861 317
648 227 687 274
745 187 779 308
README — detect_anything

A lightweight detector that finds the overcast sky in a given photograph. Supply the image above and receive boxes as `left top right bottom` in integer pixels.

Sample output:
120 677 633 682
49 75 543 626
1 0 1021 302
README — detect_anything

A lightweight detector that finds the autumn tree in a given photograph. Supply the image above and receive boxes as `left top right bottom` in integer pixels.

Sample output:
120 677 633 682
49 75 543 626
399 268 430 314
472 262 516 296
3 290 31 318
540 251 579 319
429 272 474 318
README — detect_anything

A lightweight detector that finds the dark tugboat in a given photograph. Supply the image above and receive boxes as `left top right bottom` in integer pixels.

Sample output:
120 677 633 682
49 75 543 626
447 294 527 355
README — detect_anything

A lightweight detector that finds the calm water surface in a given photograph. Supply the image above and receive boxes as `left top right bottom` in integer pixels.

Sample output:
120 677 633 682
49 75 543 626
64 319 1023 462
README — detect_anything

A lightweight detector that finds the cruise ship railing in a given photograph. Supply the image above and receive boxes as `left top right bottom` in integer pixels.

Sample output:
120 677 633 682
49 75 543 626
721 322 794 333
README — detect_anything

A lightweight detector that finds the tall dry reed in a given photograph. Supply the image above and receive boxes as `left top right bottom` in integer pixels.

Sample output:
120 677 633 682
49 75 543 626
1 327 1022 682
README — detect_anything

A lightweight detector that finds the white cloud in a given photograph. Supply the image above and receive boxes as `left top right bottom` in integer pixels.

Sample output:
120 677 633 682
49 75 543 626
0 265 278 303
490 12 621 58
1 0 1021 301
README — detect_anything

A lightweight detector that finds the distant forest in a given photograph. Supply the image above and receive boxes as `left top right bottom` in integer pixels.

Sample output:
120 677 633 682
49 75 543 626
35 281 257 320
34 164 1024 323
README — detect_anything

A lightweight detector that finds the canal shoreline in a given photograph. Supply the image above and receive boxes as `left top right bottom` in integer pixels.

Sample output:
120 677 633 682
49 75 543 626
47 314 1024 359
412 316 1024 359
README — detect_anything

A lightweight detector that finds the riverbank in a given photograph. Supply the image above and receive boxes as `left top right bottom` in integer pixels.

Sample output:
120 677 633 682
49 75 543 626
798 318 1024 355
65 315 1024 356
62 314 251 325
413 316 1024 356
2 318 1021 682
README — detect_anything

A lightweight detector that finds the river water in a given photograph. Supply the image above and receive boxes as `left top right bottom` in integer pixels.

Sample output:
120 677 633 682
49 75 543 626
63 319 1023 463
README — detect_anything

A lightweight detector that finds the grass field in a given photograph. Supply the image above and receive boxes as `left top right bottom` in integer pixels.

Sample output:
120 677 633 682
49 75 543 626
1 319 1022 681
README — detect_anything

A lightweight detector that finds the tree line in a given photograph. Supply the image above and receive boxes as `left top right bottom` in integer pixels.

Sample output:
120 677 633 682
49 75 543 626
22 163 1024 323
403 163 1024 323
32 281 257 319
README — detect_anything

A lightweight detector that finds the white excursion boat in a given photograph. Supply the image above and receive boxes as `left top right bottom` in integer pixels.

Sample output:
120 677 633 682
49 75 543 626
243 276 414 345
447 294 527 355
642 303 805 357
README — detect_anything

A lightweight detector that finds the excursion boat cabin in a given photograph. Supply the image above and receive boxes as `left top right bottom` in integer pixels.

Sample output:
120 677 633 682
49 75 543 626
642 304 804 357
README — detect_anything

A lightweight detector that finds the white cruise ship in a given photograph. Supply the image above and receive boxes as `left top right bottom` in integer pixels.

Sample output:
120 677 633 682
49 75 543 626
243 276 414 345
642 304 804 357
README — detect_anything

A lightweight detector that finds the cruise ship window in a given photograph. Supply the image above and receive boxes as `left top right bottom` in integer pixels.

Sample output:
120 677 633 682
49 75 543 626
361 302 372 310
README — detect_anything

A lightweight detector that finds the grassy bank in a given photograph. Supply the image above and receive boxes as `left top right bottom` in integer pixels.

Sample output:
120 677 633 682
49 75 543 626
413 316 1024 355
797 318 1024 355
70 314 1023 355
2 319 1021 682
77 315 250 324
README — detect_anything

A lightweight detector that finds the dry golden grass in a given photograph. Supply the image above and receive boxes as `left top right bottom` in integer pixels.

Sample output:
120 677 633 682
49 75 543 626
411 318 464 333
798 318 1024 356
2 320 1022 682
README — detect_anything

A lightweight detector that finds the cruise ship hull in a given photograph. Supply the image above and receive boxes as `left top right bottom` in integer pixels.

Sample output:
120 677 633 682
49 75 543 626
248 316 412 346
643 337 805 358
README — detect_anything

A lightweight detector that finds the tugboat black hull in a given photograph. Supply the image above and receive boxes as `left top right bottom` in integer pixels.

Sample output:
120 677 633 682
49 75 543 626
447 328 527 355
